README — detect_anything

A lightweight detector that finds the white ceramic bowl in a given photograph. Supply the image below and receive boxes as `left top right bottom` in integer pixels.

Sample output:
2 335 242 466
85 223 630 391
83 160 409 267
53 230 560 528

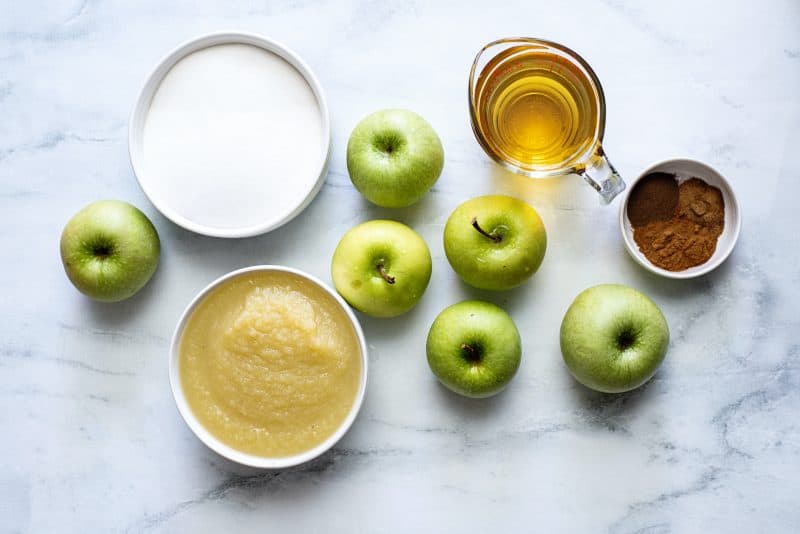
619 158 741 279
169 265 368 469
129 32 331 238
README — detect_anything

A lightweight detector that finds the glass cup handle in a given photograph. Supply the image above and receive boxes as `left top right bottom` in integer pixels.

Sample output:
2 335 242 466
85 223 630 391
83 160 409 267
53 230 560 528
579 147 626 204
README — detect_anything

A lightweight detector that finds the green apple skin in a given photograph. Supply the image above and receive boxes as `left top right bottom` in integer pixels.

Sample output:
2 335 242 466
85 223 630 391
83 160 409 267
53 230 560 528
444 195 546 291
426 300 522 398
331 220 432 318
560 284 669 393
346 109 444 208
60 200 160 302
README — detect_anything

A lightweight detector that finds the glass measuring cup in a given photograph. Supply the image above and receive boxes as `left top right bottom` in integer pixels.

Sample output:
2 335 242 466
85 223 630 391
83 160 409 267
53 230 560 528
469 38 625 203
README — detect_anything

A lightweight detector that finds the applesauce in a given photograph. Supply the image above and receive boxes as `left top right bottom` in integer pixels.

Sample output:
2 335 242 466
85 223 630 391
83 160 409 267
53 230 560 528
178 270 362 457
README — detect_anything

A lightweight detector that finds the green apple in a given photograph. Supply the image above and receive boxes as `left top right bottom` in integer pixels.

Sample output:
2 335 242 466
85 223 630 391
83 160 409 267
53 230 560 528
331 220 432 318
560 284 669 393
426 300 521 398
444 195 546 291
346 109 444 208
60 200 160 302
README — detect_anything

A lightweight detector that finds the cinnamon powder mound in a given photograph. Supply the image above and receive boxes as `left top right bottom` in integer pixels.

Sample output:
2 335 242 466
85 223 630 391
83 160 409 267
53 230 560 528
629 175 725 271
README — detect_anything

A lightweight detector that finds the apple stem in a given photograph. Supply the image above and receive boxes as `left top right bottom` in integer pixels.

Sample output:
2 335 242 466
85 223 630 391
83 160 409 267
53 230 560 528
471 217 502 243
376 263 396 284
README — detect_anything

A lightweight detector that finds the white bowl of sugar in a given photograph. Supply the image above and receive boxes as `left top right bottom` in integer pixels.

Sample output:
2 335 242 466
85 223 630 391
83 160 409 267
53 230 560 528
129 32 330 238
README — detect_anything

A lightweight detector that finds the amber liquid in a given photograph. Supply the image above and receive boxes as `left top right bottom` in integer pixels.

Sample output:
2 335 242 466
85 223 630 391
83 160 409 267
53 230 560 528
472 46 601 172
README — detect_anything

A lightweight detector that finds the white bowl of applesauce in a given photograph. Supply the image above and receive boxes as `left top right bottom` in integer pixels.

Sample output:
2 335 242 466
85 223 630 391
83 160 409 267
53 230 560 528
169 265 367 468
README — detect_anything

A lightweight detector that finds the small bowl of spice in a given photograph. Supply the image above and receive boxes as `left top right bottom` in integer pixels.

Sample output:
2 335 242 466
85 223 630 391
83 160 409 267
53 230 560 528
619 158 741 279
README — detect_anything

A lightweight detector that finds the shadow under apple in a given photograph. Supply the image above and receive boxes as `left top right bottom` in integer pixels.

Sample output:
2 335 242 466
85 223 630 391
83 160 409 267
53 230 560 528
81 249 167 328
430 372 517 420
355 292 430 342
451 273 545 318
355 188 443 229
566 374 662 434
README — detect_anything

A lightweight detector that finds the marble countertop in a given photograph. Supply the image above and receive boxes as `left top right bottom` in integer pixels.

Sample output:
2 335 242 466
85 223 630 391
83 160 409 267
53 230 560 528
2 1 799 532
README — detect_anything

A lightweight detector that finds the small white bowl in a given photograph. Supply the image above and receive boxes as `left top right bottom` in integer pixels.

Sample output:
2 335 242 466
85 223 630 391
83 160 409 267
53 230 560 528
169 265 368 469
619 158 741 279
129 32 331 238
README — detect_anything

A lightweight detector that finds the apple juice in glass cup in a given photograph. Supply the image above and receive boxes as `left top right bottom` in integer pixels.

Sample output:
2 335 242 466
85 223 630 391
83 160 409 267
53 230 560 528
469 38 625 203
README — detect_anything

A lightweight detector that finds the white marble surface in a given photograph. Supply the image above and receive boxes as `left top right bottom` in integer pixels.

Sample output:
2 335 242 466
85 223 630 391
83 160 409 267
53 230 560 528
2 1 799 532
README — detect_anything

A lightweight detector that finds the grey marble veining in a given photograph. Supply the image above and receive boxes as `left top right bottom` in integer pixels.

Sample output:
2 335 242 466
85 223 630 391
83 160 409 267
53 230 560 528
2 1 799 532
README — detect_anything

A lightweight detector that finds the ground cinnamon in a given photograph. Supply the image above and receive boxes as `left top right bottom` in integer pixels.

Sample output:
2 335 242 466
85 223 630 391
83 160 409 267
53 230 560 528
627 172 679 226
628 174 724 271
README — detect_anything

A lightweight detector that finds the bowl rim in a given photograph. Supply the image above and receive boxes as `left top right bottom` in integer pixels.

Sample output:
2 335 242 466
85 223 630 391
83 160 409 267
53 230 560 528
128 31 331 238
618 158 741 279
168 265 368 469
